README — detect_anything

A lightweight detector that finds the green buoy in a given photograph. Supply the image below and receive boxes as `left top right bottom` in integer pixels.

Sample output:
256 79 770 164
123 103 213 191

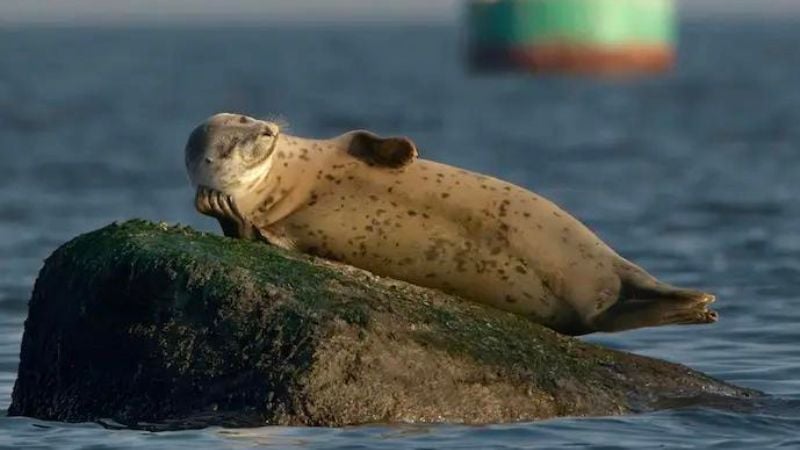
467 0 677 75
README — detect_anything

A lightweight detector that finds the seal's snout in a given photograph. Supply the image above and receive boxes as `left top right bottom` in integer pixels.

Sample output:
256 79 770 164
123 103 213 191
203 113 279 140
260 125 275 137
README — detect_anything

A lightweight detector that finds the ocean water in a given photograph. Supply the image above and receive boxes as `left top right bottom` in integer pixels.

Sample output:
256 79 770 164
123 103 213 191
1 21 799 449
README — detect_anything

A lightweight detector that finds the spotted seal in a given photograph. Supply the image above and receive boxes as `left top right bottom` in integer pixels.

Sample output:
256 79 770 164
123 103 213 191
184 112 717 335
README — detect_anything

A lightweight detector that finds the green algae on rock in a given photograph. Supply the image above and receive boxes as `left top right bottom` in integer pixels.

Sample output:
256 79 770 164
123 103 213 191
9 220 757 429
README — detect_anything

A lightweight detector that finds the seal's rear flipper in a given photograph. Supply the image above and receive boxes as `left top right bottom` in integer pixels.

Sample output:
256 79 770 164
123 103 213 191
346 131 418 169
587 262 718 333
591 293 718 333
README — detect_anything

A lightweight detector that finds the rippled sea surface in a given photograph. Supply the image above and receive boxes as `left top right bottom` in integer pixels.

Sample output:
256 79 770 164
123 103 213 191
1 21 799 449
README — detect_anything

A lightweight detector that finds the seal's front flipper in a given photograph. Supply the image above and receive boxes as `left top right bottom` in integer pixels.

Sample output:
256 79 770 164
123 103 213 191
194 186 269 243
346 131 418 169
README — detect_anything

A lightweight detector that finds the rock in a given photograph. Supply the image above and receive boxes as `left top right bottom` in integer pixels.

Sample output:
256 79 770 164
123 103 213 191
9 220 758 430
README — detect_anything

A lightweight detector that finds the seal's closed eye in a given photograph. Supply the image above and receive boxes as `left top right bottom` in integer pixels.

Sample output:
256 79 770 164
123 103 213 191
347 131 418 169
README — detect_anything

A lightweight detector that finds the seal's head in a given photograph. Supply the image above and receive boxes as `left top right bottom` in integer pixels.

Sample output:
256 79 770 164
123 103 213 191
186 112 420 196
185 113 280 193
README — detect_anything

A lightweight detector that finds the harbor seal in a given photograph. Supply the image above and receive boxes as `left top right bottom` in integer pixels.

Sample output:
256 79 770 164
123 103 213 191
184 113 718 335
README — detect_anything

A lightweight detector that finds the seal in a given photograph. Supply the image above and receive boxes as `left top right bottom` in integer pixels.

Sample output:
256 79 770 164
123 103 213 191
185 112 718 335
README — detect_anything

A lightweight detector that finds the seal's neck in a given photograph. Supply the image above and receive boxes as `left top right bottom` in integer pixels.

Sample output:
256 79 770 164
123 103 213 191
235 134 331 224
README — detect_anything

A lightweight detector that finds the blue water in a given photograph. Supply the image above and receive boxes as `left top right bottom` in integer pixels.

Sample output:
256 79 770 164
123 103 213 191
1 22 799 449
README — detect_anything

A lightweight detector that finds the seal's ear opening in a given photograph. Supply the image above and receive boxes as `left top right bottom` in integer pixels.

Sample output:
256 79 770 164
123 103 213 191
347 131 418 169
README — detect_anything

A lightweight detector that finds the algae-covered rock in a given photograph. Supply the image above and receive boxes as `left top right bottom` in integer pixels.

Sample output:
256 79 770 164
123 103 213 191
9 220 757 429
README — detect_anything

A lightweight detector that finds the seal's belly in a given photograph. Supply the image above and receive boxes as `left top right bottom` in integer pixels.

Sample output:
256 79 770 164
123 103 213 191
266 159 618 327
281 205 567 323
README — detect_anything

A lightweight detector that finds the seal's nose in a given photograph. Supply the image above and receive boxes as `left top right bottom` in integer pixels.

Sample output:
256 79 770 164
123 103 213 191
205 157 214 164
